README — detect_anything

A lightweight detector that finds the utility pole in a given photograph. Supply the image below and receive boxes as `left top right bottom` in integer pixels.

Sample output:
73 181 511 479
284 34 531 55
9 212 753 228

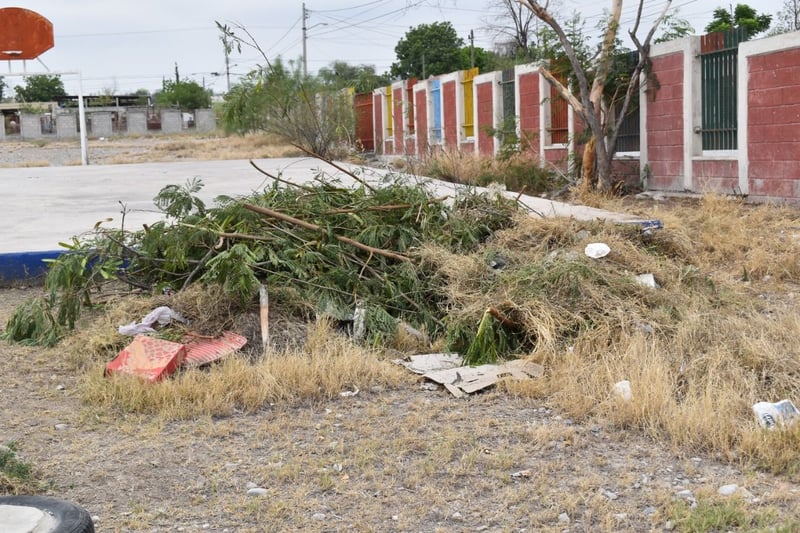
302 2 308 77
224 41 231 92
174 62 179 83
469 29 475 68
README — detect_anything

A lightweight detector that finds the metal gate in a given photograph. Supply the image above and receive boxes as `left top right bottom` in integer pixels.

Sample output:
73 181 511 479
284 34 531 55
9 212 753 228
700 27 748 150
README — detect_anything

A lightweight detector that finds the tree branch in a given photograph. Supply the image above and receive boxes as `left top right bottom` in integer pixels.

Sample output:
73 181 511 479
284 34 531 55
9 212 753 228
242 203 411 262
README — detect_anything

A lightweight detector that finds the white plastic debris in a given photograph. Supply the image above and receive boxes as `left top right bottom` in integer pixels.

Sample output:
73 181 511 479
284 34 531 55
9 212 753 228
635 273 659 288
118 306 187 335
752 399 800 429
613 380 633 402
584 242 610 259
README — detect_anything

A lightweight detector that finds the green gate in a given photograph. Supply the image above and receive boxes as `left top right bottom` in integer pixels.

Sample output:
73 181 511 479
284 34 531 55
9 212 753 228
700 27 748 150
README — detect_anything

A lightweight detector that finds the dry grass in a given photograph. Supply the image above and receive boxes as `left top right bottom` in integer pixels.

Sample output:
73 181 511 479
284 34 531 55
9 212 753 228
79 320 409 419
101 132 301 164
54 190 800 476
423 193 800 475
0 160 51 168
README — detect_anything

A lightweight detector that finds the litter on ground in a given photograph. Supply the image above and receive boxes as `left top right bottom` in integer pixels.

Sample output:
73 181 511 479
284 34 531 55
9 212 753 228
397 353 544 397
105 335 186 382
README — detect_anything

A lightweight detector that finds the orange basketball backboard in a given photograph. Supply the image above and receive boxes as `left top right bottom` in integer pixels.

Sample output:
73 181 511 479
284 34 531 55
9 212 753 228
0 7 54 60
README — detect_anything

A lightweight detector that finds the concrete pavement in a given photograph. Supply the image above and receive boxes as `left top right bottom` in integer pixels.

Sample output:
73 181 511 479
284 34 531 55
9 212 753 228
0 158 658 281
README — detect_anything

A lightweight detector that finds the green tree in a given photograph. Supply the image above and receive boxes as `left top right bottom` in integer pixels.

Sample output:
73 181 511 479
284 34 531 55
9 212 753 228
705 4 772 37
391 22 466 79
655 10 695 43
155 79 211 110
769 0 800 34
459 46 501 72
317 61 391 93
14 75 67 102
0 76 5 100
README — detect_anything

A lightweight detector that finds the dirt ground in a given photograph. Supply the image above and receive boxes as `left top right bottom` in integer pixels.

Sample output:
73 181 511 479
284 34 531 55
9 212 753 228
2 137 800 532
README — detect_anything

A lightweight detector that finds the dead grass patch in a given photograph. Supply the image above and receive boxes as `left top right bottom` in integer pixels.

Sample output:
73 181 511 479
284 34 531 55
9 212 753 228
0 160 50 168
423 194 800 472
79 320 408 419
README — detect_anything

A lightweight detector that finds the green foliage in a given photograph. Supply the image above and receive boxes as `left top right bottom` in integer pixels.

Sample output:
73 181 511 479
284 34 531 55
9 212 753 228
705 4 772 37
5 173 519 347
459 46 501 72
462 310 513 365
200 243 262 303
154 177 207 218
0 441 36 494
655 11 695 43
668 498 783 532
155 79 211 111
391 22 467 78
2 296 61 347
0 76 5 101
317 61 391 93
221 58 355 157
14 75 66 103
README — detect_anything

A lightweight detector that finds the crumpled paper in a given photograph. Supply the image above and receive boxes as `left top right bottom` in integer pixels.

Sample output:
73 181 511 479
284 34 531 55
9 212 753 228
118 306 187 336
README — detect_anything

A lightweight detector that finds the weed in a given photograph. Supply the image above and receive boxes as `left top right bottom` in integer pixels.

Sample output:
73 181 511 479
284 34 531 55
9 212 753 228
0 441 37 494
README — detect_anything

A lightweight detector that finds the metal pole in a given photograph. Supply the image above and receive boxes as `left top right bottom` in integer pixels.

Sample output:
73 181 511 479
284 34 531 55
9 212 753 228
77 71 88 165
302 3 308 77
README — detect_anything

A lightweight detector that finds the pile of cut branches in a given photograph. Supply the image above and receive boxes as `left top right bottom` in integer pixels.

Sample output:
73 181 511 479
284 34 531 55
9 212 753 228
3 166 518 348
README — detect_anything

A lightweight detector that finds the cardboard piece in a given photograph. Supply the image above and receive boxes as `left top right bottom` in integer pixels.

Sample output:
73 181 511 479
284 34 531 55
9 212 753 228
395 353 463 374
106 335 186 382
398 353 544 397
183 331 248 367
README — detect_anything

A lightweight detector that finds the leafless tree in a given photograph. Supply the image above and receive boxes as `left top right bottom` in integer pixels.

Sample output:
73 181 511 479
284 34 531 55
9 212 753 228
484 0 544 60
518 0 672 191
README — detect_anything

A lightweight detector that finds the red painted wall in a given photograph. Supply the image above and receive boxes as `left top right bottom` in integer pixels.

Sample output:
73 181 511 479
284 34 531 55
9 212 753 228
646 52 684 190
748 47 800 200
443 80 458 149
693 160 738 192
372 93 383 155
476 81 494 156
517 71 540 153
354 93 374 152
414 88 428 156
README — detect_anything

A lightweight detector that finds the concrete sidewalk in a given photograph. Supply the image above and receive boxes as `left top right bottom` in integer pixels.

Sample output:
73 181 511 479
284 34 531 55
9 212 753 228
0 158 657 280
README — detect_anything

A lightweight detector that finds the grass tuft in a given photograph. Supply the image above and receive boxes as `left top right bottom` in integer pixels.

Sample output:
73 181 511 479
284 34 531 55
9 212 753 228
79 320 409 419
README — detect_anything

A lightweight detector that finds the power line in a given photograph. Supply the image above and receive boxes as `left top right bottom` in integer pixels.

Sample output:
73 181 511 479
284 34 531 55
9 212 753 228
312 0 392 14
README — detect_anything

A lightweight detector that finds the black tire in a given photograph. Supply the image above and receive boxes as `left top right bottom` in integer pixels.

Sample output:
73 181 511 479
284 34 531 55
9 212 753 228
0 495 94 533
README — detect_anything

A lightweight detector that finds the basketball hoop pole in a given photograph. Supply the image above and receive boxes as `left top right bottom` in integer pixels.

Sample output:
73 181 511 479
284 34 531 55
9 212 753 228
1 7 88 164
76 71 88 165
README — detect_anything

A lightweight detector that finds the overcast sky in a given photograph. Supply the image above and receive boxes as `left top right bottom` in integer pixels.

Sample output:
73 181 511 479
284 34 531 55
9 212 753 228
0 0 787 95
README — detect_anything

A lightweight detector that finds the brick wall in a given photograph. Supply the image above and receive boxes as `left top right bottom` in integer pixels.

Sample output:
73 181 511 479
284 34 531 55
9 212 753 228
747 47 800 200
693 160 738 192
372 92 383 155
646 51 684 190
476 81 494 156
517 70 540 153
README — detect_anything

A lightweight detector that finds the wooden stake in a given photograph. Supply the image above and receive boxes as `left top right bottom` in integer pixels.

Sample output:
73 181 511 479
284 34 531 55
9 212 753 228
259 284 269 353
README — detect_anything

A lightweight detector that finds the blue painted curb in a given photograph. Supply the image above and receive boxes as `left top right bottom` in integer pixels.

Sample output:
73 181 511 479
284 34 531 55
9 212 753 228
0 251 63 284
